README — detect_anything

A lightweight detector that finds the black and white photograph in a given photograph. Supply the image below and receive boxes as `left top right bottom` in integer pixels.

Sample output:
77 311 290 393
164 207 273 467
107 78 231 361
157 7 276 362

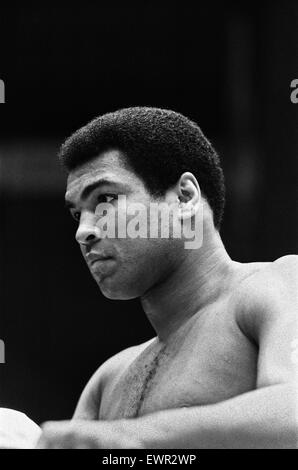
0 2 297 455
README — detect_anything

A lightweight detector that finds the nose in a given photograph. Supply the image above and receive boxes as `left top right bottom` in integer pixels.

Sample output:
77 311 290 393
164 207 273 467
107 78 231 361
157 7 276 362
75 212 101 246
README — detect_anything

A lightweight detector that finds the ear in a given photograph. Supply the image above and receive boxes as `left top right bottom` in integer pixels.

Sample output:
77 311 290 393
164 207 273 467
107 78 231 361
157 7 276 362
176 172 201 219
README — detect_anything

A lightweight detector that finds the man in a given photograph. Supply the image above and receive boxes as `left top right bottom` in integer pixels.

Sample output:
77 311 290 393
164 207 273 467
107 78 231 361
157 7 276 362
38 107 298 448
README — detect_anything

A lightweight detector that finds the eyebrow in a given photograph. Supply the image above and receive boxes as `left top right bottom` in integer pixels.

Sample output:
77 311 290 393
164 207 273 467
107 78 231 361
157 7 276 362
64 178 116 209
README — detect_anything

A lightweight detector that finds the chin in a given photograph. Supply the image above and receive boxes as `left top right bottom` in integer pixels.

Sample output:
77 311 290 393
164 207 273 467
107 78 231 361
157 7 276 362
97 278 141 300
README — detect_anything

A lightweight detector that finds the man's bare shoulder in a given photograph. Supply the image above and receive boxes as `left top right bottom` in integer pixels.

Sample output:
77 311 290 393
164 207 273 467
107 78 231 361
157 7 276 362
95 337 156 383
272 254 298 282
235 254 298 300
73 337 156 419
233 255 298 341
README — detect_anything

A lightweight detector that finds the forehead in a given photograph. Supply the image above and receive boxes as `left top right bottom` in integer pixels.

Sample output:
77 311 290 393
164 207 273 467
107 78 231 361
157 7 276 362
65 149 142 199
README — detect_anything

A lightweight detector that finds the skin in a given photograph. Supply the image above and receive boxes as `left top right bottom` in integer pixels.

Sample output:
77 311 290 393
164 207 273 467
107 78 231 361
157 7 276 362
37 149 298 448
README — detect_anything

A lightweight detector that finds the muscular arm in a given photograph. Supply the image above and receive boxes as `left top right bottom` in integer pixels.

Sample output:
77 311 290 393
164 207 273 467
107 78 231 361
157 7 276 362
134 382 296 448
72 342 152 420
38 257 298 448
131 256 298 448
72 368 103 420
72 352 127 420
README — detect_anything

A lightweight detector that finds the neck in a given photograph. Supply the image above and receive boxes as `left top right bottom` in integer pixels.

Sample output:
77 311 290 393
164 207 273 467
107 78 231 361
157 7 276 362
140 222 239 343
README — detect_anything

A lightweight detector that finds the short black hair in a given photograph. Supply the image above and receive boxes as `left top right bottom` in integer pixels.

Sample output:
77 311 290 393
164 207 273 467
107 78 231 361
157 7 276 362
58 107 225 229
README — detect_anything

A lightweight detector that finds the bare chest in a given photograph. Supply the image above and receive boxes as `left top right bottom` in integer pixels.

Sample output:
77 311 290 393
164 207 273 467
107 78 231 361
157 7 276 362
99 312 257 420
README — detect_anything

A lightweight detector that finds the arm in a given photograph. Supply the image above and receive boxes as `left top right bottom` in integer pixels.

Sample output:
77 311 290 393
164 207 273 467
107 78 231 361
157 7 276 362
37 257 298 448
71 367 104 421
72 343 146 420
37 381 297 449
132 257 298 448
133 382 297 448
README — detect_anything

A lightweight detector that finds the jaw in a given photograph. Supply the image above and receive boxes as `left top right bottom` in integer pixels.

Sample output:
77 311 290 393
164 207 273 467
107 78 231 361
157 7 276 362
94 272 141 300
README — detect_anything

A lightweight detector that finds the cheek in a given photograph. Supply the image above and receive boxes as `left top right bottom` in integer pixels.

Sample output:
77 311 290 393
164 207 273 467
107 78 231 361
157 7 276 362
117 239 172 282
97 248 153 299
98 240 179 300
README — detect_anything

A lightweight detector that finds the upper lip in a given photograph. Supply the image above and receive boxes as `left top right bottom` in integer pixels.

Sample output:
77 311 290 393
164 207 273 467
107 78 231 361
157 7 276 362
86 252 112 265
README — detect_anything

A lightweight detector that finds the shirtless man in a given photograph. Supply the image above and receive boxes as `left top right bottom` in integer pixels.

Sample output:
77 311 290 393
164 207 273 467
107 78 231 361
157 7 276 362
37 107 298 448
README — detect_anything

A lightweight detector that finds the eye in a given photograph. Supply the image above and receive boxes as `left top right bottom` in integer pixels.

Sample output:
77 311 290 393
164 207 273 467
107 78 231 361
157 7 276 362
71 210 81 222
97 194 117 204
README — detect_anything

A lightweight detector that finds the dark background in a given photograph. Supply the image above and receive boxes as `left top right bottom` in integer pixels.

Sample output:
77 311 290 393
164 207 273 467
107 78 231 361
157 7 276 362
0 3 297 424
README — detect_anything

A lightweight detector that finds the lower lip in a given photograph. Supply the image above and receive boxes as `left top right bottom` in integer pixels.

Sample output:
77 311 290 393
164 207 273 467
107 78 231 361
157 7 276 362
90 258 116 282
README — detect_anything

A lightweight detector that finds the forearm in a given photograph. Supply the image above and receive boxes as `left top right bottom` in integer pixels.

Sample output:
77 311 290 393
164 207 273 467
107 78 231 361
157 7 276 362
133 383 298 449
